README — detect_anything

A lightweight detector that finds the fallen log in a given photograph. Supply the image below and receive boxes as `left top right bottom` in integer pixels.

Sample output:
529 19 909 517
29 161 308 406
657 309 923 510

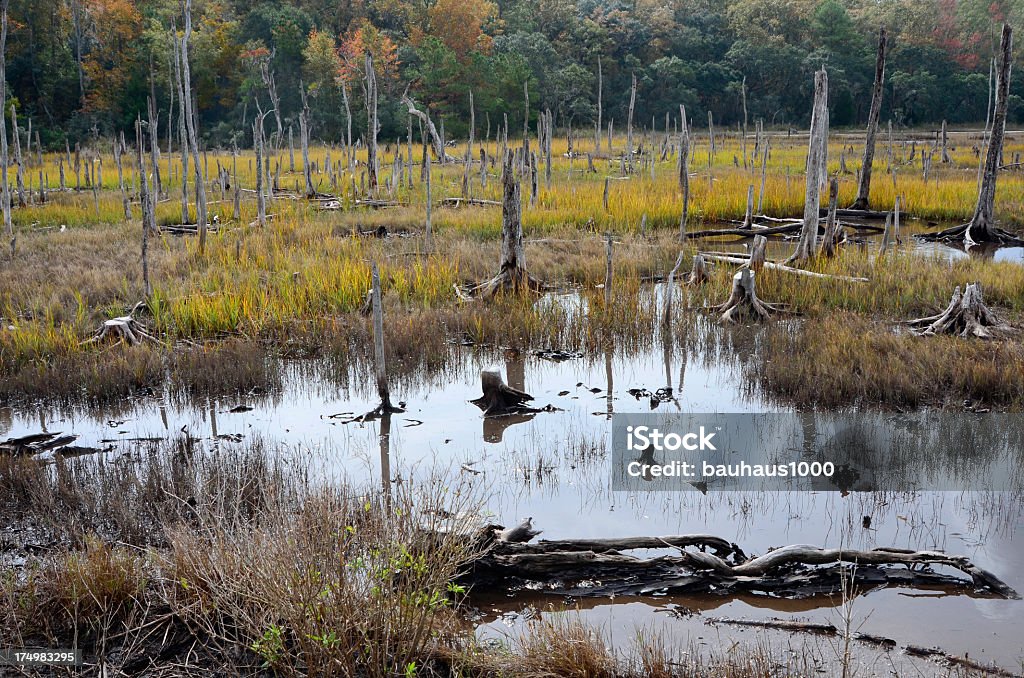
0 432 78 456
688 220 883 240
706 617 837 635
699 253 869 283
440 197 501 208
463 533 1019 600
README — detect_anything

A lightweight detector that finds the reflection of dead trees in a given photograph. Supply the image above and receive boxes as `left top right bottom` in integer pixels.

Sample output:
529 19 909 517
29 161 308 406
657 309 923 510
907 283 1012 339
460 150 542 299
714 269 786 324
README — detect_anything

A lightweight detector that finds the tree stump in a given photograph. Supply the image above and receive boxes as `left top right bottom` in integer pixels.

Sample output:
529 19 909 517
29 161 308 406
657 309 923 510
686 253 708 285
715 269 785 323
907 283 1012 339
471 367 536 416
82 303 157 346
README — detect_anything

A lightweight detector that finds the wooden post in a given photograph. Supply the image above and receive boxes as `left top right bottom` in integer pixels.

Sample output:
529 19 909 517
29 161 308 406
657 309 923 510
790 68 828 264
852 27 886 210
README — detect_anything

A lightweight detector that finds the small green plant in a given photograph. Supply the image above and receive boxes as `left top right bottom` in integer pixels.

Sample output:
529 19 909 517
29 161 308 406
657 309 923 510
251 624 285 666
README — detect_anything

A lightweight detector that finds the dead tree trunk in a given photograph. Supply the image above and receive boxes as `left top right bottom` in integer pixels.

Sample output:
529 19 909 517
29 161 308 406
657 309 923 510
299 83 313 198
10 104 23 207
941 120 951 163
626 72 636 173
424 149 432 249
342 82 353 170
172 31 189 225
747 234 767 272
0 0 11 259
923 24 1021 245
852 27 886 210
114 135 132 220
464 150 540 298
819 177 842 257
253 106 268 227
686 253 708 285
136 116 153 299
595 56 602 154
471 367 535 416
180 0 207 252
907 283 1011 338
370 262 403 413
715 268 785 323
365 53 378 193
401 91 449 162
789 68 829 264
679 105 690 241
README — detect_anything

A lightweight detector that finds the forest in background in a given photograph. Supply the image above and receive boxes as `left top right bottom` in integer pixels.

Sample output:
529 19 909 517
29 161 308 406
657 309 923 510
7 0 1024 149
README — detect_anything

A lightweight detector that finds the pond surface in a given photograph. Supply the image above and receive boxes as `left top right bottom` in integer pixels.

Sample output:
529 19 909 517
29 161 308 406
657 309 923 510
2 290 1023 675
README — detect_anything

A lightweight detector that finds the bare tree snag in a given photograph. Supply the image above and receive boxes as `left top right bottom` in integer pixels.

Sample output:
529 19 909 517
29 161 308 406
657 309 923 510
819 177 842 257
715 269 785 323
471 367 535 416
171 31 189 226
907 283 1012 339
10 103 23 207
299 83 313 197
679 105 690 241
370 262 403 414
463 150 541 298
852 27 886 210
401 90 450 162
0 0 11 259
604 233 613 306
424 149 432 249
742 184 754 229
180 0 207 252
136 117 153 299
365 53 378 193
595 55 602 154
757 139 769 212
342 82 353 170
626 72 636 173
114 135 132 220
879 195 900 254
253 104 269 227
789 68 829 264
922 25 1022 246
941 119 951 163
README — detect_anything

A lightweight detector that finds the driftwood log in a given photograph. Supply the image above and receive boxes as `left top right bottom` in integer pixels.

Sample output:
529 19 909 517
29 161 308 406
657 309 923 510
463 533 1019 600
906 283 1012 338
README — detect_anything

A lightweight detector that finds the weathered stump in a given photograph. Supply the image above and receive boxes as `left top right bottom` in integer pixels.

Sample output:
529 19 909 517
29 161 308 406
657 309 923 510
470 367 536 416
686 253 708 286
715 269 785 323
83 304 157 346
907 283 1012 339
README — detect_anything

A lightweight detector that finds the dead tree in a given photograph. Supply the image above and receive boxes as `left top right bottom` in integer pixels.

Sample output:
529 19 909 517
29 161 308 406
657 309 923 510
715 268 785 323
879 195 900 254
342 82 353 170
136 117 153 299
907 283 1012 339
626 72 636 172
471 367 535 416
678 105 690 241
424 149 432 249
401 90 450 162
463 150 541 298
114 135 132 220
365 53 378 193
594 55 602 154
819 177 842 257
257 53 282 151
253 104 269 227
746 234 767 272
83 302 157 346
179 0 208 252
171 31 189 225
299 83 313 197
941 120 951 163
922 25 1022 246
10 103 24 207
789 68 829 264
686 253 708 285
370 262 403 414
0 0 11 259
852 27 887 210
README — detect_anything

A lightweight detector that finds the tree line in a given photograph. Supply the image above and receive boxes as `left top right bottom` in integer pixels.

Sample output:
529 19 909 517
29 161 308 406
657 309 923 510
6 0 1024 149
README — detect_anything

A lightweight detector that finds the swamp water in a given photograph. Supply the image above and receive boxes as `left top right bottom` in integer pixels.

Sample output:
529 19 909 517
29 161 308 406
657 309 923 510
2 285 1023 675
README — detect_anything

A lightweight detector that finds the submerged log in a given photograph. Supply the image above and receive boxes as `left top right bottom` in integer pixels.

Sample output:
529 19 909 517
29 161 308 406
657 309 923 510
906 282 1012 338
